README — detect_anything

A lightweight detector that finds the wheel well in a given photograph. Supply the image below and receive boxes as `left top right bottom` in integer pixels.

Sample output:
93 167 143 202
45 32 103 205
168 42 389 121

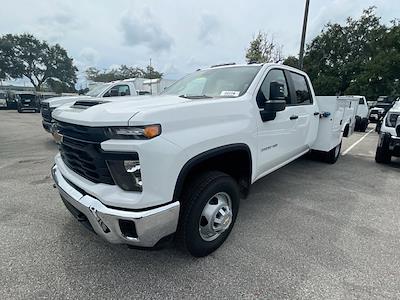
173 144 252 201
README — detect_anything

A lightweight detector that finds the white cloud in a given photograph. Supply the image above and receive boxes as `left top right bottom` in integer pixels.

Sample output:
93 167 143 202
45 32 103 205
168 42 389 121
0 0 399 82
120 8 173 53
198 13 220 44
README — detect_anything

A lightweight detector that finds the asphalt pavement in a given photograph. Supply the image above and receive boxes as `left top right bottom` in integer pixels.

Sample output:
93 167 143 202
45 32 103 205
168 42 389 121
0 110 399 299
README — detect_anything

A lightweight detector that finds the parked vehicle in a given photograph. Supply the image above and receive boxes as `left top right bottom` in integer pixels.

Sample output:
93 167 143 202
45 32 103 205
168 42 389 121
41 79 140 133
5 92 17 109
371 96 398 132
16 92 40 113
0 91 7 109
337 96 360 137
369 107 385 123
51 63 353 257
375 100 400 163
338 96 369 132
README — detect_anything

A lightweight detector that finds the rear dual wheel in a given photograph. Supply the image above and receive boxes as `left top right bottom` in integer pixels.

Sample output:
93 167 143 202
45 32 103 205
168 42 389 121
326 141 342 164
177 171 239 257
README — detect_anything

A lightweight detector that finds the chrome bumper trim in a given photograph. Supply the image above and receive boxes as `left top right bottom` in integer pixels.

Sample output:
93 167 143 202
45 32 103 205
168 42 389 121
51 165 180 247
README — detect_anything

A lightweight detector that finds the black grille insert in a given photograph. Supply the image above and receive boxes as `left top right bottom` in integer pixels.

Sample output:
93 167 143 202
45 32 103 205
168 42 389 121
41 102 52 122
57 121 114 185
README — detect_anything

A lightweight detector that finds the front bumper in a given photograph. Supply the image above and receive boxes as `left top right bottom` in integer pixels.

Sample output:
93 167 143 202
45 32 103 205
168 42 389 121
51 165 180 247
42 120 53 133
389 135 400 156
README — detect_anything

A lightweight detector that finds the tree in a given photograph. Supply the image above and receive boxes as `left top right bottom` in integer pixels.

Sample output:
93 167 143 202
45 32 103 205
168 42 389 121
302 7 399 100
86 64 163 82
0 35 14 80
245 32 283 64
142 65 163 79
283 56 299 68
0 34 77 91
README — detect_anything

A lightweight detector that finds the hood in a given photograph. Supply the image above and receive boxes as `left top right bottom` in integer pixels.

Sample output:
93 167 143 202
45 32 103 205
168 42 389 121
43 95 92 108
52 95 188 126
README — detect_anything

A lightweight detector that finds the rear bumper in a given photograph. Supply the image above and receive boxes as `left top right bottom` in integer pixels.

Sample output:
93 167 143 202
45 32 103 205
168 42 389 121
51 165 180 247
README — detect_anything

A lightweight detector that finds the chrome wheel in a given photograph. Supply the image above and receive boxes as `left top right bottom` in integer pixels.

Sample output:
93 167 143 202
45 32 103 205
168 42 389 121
199 192 233 241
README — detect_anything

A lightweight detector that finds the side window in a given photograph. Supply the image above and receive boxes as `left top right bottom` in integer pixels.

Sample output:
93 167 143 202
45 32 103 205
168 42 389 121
290 72 312 105
257 69 290 108
105 85 131 97
117 85 130 96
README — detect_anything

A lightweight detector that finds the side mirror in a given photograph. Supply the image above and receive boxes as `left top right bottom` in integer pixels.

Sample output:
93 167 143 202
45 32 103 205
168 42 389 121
269 81 285 100
120 92 126 96
264 100 286 112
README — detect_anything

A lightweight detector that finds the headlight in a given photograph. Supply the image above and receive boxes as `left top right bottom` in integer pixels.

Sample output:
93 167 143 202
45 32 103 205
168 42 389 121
385 113 399 127
105 125 161 139
106 159 142 192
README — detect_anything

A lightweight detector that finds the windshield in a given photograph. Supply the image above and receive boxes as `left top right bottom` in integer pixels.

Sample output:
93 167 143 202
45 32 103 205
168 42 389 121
85 83 111 97
162 66 262 98
0 93 5 99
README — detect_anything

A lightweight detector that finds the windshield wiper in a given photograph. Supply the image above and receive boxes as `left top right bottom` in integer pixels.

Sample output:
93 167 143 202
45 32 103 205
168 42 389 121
179 94 212 99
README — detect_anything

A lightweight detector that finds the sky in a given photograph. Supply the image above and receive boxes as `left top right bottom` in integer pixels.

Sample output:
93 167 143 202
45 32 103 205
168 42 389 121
1 0 399 88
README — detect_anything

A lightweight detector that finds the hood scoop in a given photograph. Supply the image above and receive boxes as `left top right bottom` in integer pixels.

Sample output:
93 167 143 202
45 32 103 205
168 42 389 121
72 100 109 109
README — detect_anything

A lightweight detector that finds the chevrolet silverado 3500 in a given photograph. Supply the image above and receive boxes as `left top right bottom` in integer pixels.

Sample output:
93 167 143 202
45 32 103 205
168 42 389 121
51 64 350 257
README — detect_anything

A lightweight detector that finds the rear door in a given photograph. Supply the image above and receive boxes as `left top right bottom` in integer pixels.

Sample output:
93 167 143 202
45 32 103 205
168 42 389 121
287 71 319 149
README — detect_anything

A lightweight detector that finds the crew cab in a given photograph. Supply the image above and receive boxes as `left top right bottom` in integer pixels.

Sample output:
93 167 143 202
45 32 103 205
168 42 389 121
41 79 139 133
51 64 350 257
375 100 400 163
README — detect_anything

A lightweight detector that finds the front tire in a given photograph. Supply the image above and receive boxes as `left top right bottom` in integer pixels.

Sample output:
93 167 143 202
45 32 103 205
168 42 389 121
375 133 391 164
360 118 368 132
177 171 239 257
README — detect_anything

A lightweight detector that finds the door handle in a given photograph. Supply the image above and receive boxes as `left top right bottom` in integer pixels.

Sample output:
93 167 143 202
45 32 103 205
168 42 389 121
314 112 320 116
290 115 299 120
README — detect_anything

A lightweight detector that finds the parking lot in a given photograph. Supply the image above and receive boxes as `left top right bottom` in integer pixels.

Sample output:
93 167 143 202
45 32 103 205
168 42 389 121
0 110 399 299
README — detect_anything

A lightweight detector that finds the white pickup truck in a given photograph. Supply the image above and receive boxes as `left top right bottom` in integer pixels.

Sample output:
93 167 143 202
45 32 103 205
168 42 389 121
41 79 140 133
51 63 352 257
375 100 400 163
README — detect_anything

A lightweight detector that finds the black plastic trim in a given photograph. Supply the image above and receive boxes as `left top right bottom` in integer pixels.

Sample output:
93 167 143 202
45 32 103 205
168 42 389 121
172 143 252 202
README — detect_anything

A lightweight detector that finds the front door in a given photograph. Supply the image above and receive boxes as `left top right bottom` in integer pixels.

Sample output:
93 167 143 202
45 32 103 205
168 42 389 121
255 68 303 177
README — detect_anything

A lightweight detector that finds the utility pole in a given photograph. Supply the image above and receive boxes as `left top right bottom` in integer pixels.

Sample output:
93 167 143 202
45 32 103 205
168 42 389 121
149 58 153 95
299 0 310 70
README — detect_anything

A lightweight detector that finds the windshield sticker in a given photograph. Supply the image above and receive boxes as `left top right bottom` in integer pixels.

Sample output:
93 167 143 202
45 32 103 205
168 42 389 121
220 91 240 97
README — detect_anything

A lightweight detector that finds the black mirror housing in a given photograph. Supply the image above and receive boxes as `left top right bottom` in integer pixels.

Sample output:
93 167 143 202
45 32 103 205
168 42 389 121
270 81 285 100
264 100 286 112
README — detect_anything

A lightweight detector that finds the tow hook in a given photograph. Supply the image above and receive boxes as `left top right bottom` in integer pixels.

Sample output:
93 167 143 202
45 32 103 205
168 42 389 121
89 206 110 233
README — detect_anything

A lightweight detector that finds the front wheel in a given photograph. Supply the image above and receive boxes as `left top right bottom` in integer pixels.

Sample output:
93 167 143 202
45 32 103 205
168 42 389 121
176 171 239 257
375 133 391 164
360 118 369 132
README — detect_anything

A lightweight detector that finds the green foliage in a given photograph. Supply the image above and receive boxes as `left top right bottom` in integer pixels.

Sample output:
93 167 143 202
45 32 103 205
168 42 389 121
283 56 299 68
303 7 400 100
86 64 163 82
245 32 282 64
0 34 77 92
